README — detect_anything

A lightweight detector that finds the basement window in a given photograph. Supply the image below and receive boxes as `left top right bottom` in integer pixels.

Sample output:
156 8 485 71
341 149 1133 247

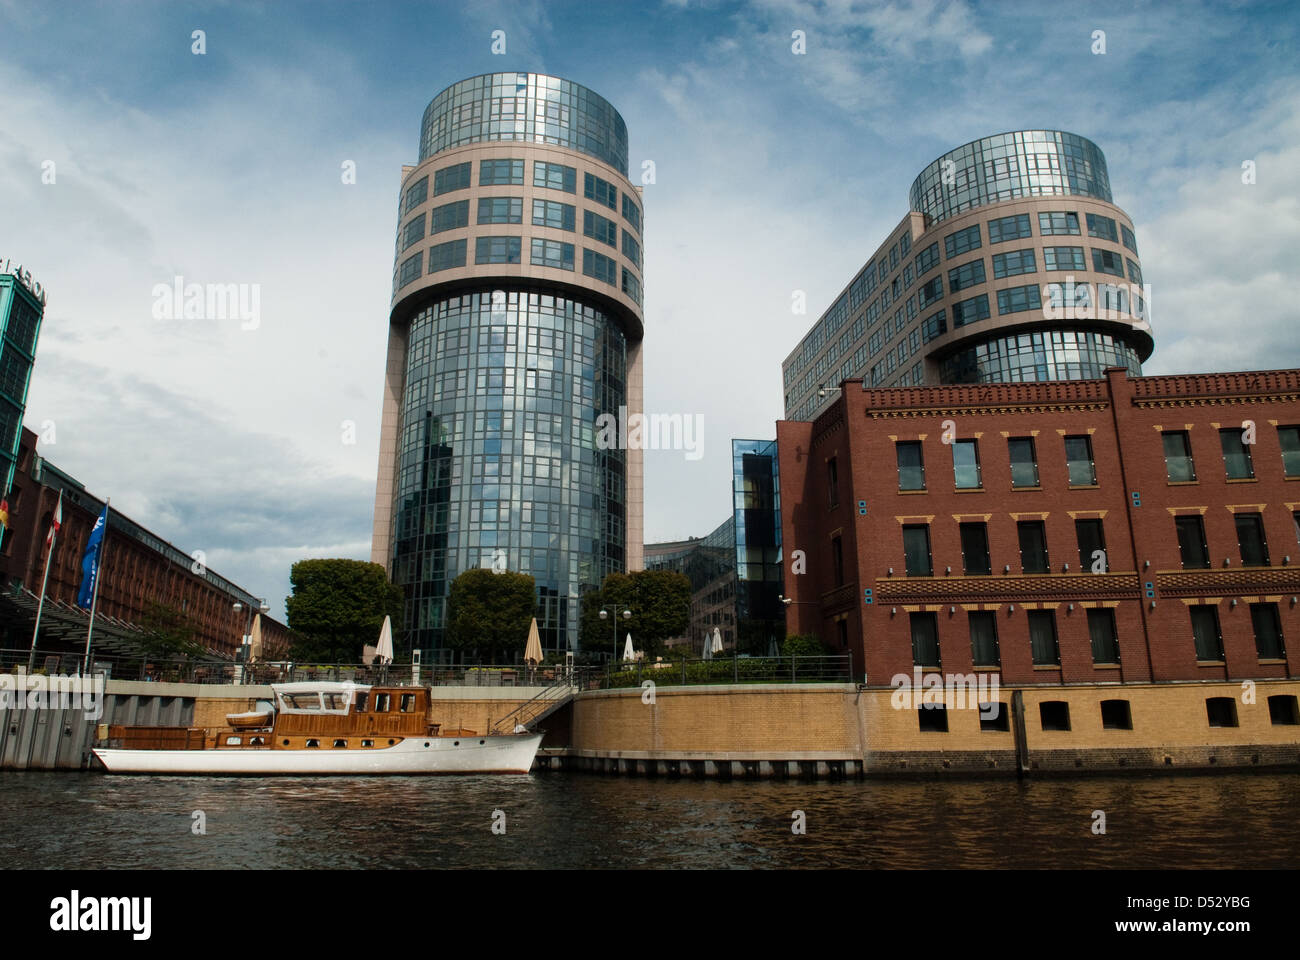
1267 695 1299 726
979 704 1009 731
1100 699 1132 730
918 705 948 732
1039 701 1071 731
1205 698 1238 728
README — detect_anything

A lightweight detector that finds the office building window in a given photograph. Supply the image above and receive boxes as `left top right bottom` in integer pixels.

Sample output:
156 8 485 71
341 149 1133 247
948 260 986 293
952 439 981 489
1038 211 1080 235
1018 520 1049 573
583 172 618 210
427 238 467 273
997 284 1042 315
1126 258 1143 285
922 310 947 343
398 252 422 288
478 158 524 185
582 249 617 284
534 161 577 193
529 238 575 271
433 162 471 195
532 199 575 231
583 210 618 247
944 224 981 258
474 236 521 264
969 611 1000 666
960 522 991 576
432 199 471 233
404 175 428 212
401 214 425 251
621 193 642 233
992 248 1036 279
1219 427 1254 479
915 241 940 276
1277 426 1300 477
1175 515 1210 569
1043 246 1087 271
1162 431 1196 482
903 524 932 577
476 197 522 225
1190 606 1224 661
1075 518 1106 571
1086 212 1118 242
918 275 943 309
827 457 839 507
1008 437 1038 487
1087 608 1120 664
897 441 925 490
1252 603 1285 659
1092 248 1125 277
621 268 641 305
1028 611 1060 665
1121 223 1139 253
1064 435 1096 485
622 231 641 268
910 612 940 667
987 213 1032 244
1235 512 1269 566
951 294 990 328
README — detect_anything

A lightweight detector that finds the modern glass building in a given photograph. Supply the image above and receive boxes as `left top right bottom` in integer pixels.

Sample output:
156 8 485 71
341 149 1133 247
371 73 645 660
0 261 46 498
782 131 1154 421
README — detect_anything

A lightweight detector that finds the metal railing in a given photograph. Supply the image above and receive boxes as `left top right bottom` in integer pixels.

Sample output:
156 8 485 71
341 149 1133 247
488 673 581 734
594 655 853 689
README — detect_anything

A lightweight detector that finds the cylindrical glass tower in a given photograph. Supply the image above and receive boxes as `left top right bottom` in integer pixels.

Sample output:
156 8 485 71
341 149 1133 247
372 73 645 659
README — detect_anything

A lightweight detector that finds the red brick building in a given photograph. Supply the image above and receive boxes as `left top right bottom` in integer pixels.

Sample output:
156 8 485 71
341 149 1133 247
0 427 291 658
778 367 1300 687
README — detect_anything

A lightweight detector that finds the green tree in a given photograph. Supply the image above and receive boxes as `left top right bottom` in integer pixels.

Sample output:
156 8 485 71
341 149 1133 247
444 568 537 662
285 559 404 662
580 569 690 660
781 633 828 658
138 601 206 660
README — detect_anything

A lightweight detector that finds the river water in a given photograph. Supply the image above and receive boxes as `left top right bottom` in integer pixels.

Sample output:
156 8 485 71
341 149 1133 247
8 770 1298 869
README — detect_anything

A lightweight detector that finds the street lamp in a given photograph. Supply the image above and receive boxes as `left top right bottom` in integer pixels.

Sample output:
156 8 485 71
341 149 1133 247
599 607 631 664
233 598 269 681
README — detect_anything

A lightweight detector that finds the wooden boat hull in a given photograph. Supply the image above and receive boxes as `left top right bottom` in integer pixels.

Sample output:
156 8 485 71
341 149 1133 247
92 733 543 775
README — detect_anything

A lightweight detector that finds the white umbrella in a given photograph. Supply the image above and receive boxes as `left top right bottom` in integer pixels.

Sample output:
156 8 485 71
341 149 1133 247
376 615 394 664
623 632 635 661
524 617 543 664
248 613 263 663
711 627 724 655
701 631 711 660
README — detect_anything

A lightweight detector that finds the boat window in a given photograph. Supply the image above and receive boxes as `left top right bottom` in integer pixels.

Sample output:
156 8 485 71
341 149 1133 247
361 739 374 747
355 693 368 712
323 694 348 710
283 693 323 710
333 739 347 748
306 739 320 748
250 737 264 745
224 736 241 746
373 693 391 712
400 693 416 713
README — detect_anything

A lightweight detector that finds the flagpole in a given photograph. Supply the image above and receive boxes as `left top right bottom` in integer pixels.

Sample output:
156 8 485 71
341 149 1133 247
82 498 110 676
27 491 61 674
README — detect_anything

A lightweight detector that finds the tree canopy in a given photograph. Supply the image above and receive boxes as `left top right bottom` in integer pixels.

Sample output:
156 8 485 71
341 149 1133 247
579 569 690 659
285 559 404 662
444 568 537 662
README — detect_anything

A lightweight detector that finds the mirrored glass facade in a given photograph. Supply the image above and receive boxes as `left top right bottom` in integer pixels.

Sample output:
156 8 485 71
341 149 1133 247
909 131 1112 226
733 439 784 654
420 73 629 175
0 274 44 495
390 289 627 653
939 329 1141 384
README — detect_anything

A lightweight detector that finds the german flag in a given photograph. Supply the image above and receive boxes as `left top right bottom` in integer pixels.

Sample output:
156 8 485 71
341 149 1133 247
0 497 8 530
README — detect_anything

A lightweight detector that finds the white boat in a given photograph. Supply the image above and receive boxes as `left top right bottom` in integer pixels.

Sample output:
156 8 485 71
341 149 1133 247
92 681 543 775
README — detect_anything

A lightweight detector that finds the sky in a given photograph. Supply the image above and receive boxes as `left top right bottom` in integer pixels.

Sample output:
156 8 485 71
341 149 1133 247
1 0 1297 621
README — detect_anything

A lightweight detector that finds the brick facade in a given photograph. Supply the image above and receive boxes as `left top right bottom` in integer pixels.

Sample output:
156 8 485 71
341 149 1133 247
777 367 1300 686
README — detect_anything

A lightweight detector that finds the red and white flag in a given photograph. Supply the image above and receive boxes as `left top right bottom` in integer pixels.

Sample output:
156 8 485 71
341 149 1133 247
46 491 62 546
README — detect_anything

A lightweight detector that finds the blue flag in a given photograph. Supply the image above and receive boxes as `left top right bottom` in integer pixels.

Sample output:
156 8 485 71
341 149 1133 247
77 505 108 609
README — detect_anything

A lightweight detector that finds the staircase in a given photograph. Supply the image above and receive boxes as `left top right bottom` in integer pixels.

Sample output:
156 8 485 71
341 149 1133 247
489 674 577 734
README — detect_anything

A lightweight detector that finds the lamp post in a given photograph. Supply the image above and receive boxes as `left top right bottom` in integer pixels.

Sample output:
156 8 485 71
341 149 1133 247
599 607 631 665
233 598 269 683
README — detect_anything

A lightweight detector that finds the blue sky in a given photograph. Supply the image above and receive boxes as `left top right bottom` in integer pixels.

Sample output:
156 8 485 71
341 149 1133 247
2 0 1297 621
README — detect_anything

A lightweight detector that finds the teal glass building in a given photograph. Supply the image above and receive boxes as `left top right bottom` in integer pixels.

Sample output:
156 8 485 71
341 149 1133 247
0 264 45 498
